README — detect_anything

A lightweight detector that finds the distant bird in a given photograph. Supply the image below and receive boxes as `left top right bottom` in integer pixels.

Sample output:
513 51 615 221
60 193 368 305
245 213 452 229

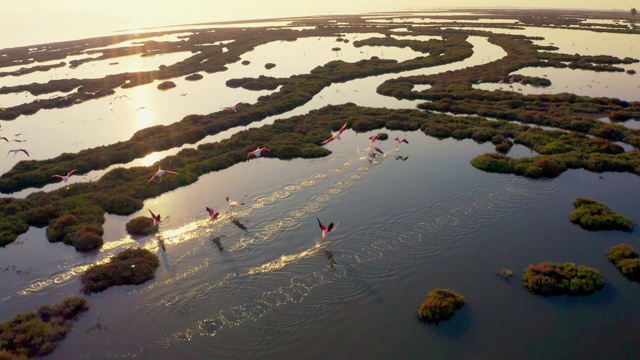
368 135 380 144
476 77 483 84
7 148 29 157
368 143 384 155
206 207 220 220
52 169 77 183
14 132 24 137
222 102 243 112
149 209 162 226
0 136 8 142
226 195 247 208
247 147 270 160
317 218 338 239
72 99 84 104
394 136 409 150
394 155 409 161
148 167 178 183
321 122 348 145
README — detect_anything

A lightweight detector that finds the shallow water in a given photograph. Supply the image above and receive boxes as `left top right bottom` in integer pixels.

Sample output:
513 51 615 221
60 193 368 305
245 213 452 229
1 11 640 360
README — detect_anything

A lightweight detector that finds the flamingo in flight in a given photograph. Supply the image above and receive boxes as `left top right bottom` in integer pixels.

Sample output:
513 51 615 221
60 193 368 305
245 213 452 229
394 136 409 150
317 218 338 239
148 166 178 183
7 148 29 157
368 143 384 155
149 209 162 226
247 147 270 160
321 122 348 145
206 207 220 220
222 102 243 112
52 169 77 183
368 135 380 144
226 195 247 208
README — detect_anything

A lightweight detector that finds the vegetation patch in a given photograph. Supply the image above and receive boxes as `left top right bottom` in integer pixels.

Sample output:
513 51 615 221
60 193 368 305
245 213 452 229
80 248 160 293
185 73 203 81
416 288 465 323
264 63 276 69
606 243 640 282
156 81 176 90
523 262 604 296
570 197 634 231
0 296 89 359
125 216 157 236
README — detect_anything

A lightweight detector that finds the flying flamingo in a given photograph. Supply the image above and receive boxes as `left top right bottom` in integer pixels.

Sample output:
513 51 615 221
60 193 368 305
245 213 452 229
368 143 384 155
226 195 247 208
148 166 178 183
317 218 338 239
247 147 270 160
394 136 409 151
321 122 348 145
149 209 163 226
52 169 77 183
7 148 29 157
206 207 220 220
222 102 243 112
368 134 380 144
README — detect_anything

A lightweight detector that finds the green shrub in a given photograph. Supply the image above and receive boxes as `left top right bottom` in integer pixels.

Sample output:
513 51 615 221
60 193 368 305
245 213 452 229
0 296 89 358
80 248 160 293
606 243 640 282
417 288 465 323
523 262 604 296
125 216 157 236
570 197 634 231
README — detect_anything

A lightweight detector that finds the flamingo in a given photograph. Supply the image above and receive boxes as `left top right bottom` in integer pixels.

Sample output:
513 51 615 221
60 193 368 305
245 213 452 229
52 169 77 183
226 195 247 208
0 136 8 142
321 122 348 145
206 207 220 220
394 136 409 151
317 218 338 239
247 147 270 160
7 148 29 157
368 134 380 144
368 143 384 155
222 102 243 112
148 166 178 183
148 209 162 226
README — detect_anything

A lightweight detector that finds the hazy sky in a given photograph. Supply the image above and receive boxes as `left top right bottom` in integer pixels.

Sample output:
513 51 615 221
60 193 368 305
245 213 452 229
2 0 637 49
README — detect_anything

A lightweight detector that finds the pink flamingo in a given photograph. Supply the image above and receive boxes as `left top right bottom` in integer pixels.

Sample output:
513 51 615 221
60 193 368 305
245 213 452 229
247 147 270 160
148 166 178 183
394 136 409 151
52 169 77 183
206 207 220 220
317 218 338 239
7 148 29 157
149 209 162 226
368 135 380 144
226 195 247 208
321 122 348 145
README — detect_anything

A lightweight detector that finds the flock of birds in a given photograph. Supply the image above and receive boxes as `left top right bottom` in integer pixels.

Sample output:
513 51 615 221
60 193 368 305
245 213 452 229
1 131 29 158
2 112 408 258
143 121 410 255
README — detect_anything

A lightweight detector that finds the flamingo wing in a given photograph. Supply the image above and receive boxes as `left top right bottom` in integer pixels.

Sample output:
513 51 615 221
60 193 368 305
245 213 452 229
68 169 77 176
337 122 348 134
52 175 65 179
327 222 335 233
21 149 29 157
321 135 335 145
148 209 156 219
0 137 8 142
317 218 327 231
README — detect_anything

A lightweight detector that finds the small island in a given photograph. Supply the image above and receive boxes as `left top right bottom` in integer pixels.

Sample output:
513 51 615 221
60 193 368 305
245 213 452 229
157 80 176 90
523 262 604 296
416 288 465 323
125 216 158 236
570 197 634 231
606 243 640 282
0 296 89 359
80 248 160 293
